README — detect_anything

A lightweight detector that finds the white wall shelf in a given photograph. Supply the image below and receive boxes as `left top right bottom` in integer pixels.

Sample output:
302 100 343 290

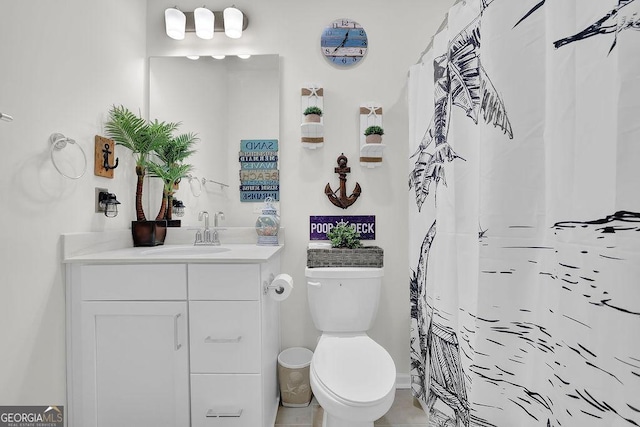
301 85 324 149
359 103 384 167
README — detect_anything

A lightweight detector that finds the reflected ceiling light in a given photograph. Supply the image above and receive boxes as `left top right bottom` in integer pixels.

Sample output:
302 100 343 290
165 7 186 40
194 7 214 39
237 54 251 59
224 6 244 39
211 55 226 60
186 55 200 60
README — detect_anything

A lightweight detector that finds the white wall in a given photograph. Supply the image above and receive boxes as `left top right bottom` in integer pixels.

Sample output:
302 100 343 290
0 0 147 404
147 0 453 379
0 0 453 405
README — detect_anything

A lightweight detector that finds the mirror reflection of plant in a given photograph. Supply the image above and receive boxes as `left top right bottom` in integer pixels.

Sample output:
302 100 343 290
147 130 198 221
105 105 179 221
147 161 194 221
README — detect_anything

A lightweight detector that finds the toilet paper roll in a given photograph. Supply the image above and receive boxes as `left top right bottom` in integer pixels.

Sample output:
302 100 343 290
268 273 294 301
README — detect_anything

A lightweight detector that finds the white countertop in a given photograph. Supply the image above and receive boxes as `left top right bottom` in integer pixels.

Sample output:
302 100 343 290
63 244 283 264
62 228 284 264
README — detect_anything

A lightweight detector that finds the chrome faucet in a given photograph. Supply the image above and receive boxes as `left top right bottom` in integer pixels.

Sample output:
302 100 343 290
195 210 224 246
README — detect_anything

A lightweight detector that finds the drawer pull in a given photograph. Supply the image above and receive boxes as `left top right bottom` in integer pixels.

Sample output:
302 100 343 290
308 281 322 287
206 408 243 418
204 335 242 344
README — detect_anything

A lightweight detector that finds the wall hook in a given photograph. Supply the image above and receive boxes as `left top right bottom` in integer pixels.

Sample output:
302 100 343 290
102 143 119 170
324 153 361 209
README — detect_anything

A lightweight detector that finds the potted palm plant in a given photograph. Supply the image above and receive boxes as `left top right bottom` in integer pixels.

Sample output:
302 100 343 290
104 105 182 246
364 125 384 144
307 223 383 268
147 130 197 227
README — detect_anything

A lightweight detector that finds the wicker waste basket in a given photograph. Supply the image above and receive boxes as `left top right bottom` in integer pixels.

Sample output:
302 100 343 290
278 347 314 407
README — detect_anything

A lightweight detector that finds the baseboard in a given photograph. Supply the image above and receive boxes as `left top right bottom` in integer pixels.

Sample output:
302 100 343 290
395 373 411 389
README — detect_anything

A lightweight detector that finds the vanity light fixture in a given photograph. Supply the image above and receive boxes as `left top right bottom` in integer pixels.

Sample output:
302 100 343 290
194 7 214 39
211 55 226 60
237 54 251 59
186 55 200 60
97 190 121 218
165 7 186 40
223 6 244 39
164 6 248 40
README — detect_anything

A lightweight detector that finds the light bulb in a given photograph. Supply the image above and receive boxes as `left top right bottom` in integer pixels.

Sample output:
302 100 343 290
164 7 186 40
194 7 214 40
223 6 243 39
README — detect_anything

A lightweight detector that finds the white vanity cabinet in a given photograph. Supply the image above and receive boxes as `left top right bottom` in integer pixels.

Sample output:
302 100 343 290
66 255 281 427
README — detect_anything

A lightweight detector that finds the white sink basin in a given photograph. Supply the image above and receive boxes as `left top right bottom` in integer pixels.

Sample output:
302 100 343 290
141 245 231 256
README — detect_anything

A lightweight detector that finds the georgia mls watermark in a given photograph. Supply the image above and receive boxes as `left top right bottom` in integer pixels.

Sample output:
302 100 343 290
0 406 63 427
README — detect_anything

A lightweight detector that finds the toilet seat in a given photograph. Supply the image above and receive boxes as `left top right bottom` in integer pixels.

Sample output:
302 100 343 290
312 335 395 407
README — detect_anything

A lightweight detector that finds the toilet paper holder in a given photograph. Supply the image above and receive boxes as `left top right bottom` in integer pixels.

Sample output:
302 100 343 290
263 273 285 295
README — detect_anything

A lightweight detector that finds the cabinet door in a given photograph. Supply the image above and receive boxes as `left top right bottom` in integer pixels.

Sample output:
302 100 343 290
80 301 189 427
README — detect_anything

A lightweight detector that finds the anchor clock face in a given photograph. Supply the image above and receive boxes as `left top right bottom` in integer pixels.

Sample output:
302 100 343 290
320 18 368 68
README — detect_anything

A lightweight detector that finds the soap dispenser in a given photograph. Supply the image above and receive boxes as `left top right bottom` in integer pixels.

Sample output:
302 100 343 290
255 197 280 246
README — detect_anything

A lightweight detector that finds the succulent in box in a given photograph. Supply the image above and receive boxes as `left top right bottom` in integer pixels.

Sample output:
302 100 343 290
327 223 363 249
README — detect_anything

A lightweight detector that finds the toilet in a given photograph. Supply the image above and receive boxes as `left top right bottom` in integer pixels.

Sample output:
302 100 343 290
306 267 396 427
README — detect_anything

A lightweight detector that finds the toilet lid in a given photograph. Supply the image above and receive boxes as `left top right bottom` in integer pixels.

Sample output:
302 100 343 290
312 335 396 405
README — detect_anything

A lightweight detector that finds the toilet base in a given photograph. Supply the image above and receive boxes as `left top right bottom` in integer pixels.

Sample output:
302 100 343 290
322 410 373 427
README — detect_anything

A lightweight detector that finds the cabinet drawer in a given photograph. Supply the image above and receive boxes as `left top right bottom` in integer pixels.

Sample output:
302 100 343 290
191 374 260 427
188 264 259 300
80 264 187 300
189 301 260 373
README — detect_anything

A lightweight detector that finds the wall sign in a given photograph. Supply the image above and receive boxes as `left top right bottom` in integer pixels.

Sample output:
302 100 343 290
310 215 376 240
239 139 280 202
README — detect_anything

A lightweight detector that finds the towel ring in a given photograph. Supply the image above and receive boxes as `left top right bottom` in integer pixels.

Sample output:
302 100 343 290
187 174 202 197
49 133 87 180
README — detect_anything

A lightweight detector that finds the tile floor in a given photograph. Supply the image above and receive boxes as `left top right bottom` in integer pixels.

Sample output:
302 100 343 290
275 389 428 427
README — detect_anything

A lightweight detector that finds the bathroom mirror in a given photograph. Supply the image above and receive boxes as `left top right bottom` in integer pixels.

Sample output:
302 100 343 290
148 54 280 227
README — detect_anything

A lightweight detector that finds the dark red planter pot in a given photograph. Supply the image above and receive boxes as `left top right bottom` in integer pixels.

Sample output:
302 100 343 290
131 220 167 247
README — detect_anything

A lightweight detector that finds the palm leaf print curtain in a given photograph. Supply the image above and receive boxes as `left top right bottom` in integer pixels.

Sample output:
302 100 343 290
408 1 640 426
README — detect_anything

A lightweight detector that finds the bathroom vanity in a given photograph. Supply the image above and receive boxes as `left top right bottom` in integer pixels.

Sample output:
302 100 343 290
63 234 283 427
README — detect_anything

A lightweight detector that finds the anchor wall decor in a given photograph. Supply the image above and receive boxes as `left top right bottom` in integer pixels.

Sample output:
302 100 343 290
101 143 119 171
325 153 361 209
94 135 117 178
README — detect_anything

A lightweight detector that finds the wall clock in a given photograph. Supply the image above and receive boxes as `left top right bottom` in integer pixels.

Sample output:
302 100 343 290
320 19 368 68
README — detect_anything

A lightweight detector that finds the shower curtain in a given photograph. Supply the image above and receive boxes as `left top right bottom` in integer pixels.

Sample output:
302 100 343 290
408 1 640 426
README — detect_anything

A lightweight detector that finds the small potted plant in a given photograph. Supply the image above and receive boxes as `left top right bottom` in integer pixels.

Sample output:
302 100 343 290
327 223 362 249
303 106 323 123
307 223 383 268
364 125 384 144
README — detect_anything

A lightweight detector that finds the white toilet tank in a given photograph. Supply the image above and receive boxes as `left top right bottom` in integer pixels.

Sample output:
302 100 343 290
305 267 384 333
